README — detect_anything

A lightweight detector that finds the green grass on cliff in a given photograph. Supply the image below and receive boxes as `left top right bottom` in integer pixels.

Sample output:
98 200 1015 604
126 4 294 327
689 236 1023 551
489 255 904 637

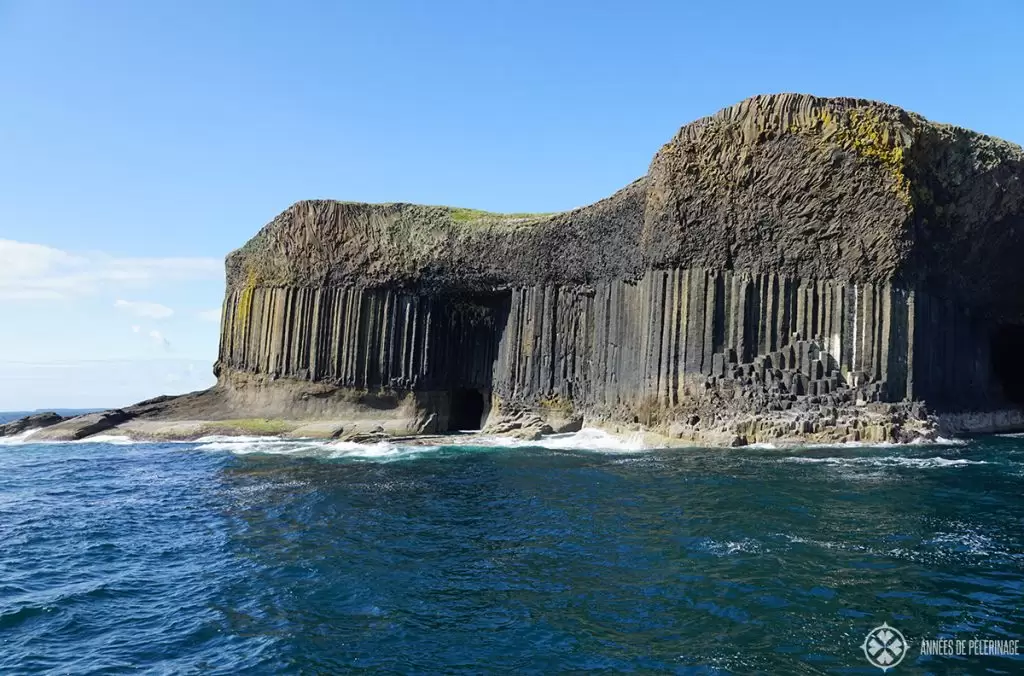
447 207 556 223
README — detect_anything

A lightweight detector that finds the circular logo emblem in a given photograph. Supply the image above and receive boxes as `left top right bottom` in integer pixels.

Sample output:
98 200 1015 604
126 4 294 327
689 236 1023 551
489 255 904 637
862 622 908 671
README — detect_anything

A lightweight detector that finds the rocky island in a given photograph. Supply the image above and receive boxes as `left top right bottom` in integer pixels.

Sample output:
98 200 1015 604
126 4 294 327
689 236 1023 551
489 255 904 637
10 93 1024 446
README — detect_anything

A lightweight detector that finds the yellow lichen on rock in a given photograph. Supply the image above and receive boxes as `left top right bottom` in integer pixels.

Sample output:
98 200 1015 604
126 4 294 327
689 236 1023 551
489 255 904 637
236 267 258 330
840 108 911 205
814 106 913 205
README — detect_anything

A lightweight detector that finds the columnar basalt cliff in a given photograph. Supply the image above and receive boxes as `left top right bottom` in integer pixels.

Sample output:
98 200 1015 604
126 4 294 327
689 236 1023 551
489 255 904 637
15 94 1024 444
203 93 1024 445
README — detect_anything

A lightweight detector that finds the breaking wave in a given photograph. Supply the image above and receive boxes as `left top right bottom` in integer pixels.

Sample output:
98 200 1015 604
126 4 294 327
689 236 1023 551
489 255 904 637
193 436 442 462
926 436 968 446
0 430 39 445
0 431 153 446
190 427 650 461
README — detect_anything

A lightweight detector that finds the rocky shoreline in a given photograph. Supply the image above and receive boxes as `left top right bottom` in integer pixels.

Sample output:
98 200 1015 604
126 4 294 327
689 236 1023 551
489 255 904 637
4 395 1019 449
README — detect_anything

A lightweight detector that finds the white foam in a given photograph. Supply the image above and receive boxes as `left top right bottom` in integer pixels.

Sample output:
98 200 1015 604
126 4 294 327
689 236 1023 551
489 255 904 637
189 426 651 460
781 533 846 550
326 440 442 460
803 435 966 449
191 435 447 462
926 531 999 555
925 436 968 446
707 538 763 555
455 427 650 452
0 429 39 445
780 455 987 468
1 431 160 446
193 435 274 444
802 441 883 449
194 437 316 454
780 529 1020 563
0 426 649 458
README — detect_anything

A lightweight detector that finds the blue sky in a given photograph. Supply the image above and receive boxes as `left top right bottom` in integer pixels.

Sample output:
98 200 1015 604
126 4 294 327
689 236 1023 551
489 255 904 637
1 0 1022 409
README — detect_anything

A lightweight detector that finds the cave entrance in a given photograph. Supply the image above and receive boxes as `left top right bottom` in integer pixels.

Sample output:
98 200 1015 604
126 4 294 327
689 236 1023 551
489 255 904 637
991 324 1024 405
449 388 486 431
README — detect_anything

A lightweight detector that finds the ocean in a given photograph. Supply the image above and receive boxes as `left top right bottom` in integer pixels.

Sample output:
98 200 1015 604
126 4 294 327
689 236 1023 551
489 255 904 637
0 425 1022 673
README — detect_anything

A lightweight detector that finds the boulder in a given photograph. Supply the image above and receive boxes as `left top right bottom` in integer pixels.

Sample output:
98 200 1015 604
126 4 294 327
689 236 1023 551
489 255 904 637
0 412 66 437
28 410 132 441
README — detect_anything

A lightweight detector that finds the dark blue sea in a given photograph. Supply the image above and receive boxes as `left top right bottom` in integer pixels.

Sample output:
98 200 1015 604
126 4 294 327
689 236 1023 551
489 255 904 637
1 420 1022 674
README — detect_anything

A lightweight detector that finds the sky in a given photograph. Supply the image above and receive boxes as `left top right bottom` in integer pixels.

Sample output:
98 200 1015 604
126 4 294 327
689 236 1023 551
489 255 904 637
1 0 1023 410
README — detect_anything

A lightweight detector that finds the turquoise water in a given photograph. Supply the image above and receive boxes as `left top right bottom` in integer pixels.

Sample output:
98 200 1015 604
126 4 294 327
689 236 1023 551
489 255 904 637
1 429 1022 673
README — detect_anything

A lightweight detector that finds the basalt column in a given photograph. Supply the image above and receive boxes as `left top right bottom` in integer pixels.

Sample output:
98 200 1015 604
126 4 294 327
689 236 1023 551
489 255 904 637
490 269 997 416
218 285 510 427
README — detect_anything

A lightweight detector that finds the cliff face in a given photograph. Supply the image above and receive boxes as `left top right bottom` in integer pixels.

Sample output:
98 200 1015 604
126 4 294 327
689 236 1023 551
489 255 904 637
214 93 1024 441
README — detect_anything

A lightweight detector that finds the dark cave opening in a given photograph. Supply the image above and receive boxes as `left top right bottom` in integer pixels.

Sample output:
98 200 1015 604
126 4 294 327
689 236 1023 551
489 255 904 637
991 324 1024 405
448 388 486 431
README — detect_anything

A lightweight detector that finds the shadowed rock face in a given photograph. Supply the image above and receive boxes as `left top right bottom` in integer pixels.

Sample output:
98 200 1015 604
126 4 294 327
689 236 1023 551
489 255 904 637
210 93 1024 442
0 412 66 437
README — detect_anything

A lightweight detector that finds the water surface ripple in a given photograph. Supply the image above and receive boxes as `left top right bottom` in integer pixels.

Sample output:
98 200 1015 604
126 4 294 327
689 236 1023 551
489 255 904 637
1 431 1022 673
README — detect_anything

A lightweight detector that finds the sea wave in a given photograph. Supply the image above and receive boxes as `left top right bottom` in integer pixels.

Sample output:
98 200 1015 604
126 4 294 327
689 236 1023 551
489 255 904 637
451 428 650 452
190 427 650 461
0 430 39 445
928 436 968 446
780 529 1024 566
0 431 156 446
193 435 275 444
802 436 966 449
778 455 987 468
192 436 445 462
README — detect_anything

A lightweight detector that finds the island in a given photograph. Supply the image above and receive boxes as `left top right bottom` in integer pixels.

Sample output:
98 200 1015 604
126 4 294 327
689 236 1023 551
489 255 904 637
9 93 1024 446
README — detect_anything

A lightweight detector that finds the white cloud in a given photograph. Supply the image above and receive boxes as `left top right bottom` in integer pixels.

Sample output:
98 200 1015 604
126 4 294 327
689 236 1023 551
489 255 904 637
115 299 174 319
197 308 221 322
0 239 223 301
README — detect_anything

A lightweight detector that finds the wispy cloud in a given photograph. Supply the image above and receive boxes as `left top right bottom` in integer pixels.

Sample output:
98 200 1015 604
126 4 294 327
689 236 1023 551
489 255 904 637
197 308 222 322
0 239 222 301
115 299 174 319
